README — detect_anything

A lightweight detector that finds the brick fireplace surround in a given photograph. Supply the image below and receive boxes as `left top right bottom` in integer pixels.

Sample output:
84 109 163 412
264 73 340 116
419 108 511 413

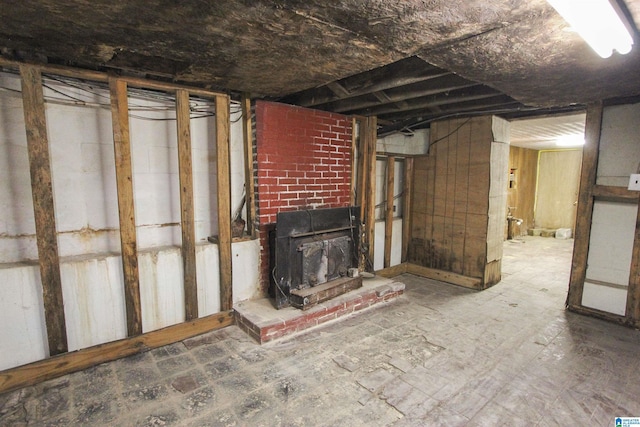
254 100 353 294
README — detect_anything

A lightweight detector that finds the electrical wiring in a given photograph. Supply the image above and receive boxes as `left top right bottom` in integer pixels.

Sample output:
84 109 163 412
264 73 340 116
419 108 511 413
2 68 243 122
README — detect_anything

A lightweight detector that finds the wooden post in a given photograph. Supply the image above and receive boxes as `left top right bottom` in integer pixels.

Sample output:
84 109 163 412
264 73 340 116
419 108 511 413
402 157 414 262
566 102 603 309
241 93 256 238
20 65 68 355
626 201 640 326
350 117 359 205
176 89 199 321
109 78 143 336
356 117 368 223
384 156 395 268
365 117 377 271
216 95 233 311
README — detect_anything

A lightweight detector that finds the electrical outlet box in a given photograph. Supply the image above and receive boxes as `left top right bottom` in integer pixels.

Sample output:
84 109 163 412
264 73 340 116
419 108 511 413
628 174 640 191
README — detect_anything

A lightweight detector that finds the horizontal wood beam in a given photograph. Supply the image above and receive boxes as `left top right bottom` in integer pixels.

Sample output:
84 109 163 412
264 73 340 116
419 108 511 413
282 57 450 107
327 74 478 114
379 97 520 125
406 263 482 289
592 185 640 201
0 311 234 395
376 263 408 278
0 57 225 98
351 86 503 117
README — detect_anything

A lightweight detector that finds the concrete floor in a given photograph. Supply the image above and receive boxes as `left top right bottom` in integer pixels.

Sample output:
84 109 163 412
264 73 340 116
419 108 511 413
2 236 640 426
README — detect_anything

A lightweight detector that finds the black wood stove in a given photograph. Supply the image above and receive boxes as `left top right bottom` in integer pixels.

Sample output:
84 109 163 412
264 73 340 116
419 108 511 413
270 206 362 309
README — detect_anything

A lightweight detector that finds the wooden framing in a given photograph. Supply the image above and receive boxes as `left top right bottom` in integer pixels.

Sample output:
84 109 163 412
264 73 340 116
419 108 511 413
350 117 359 205
109 78 143 336
176 89 199 321
216 95 234 311
627 192 640 327
365 117 377 271
0 311 233 395
20 65 68 356
1 58 237 390
384 156 395 268
407 264 482 289
241 93 257 238
402 158 414 262
566 102 603 309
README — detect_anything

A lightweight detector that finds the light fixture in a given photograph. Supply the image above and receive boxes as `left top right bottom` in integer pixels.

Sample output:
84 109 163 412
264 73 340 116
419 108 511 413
547 0 634 58
556 134 585 147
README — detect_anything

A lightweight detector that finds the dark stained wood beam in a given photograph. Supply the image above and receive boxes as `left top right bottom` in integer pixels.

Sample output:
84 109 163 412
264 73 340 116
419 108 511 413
281 57 450 107
323 74 479 114
402 158 413 263
351 85 502 117
20 65 68 356
109 78 143 337
384 156 395 269
176 89 199 321
326 81 350 98
365 116 377 272
566 102 603 309
378 96 520 127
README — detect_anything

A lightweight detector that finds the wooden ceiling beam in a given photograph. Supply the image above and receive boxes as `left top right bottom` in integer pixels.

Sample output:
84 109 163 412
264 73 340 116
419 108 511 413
281 57 450 107
352 86 503 117
327 74 479 114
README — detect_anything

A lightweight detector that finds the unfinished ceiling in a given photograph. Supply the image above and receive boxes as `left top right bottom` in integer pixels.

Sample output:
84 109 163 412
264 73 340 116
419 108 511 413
1 0 639 133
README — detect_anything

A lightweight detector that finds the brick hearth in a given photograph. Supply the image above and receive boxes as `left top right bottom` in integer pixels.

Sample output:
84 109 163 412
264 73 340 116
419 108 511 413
234 276 405 344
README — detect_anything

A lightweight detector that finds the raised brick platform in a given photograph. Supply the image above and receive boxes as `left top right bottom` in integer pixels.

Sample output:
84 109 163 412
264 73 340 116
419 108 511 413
234 276 405 344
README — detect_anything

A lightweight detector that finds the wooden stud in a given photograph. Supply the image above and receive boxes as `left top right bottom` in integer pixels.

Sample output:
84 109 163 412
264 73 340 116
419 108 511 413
109 78 143 336
626 200 640 324
402 158 414 262
566 102 603 309
350 117 358 205
365 116 377 271
176 89 199 321
216 95 233 311
384 156 395 268
20 65 68 356
241 93 257 238
0 311 234 395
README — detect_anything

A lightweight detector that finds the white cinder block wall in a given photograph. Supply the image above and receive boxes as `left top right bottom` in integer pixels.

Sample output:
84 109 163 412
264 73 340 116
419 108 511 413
582 103 640 315
0 72 259 370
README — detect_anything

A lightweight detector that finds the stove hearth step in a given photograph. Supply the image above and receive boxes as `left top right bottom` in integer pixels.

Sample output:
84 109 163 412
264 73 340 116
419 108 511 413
289 276 363 310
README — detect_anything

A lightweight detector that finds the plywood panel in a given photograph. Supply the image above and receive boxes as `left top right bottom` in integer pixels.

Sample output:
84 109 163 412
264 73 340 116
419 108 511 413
507 146 538 236
535 149 582 229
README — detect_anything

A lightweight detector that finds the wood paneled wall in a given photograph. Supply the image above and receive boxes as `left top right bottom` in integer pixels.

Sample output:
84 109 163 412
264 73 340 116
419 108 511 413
409 116 508 289
507 146 538 236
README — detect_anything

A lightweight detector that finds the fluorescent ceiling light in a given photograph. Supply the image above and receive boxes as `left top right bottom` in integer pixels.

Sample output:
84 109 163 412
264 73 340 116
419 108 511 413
556 134 585 147
547 0 634 58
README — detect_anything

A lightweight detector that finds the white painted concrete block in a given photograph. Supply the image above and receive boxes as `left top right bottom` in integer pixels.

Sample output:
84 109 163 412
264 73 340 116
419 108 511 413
139 248 185 333
582 281 628 316
0 265 48 371
61 256 127 351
